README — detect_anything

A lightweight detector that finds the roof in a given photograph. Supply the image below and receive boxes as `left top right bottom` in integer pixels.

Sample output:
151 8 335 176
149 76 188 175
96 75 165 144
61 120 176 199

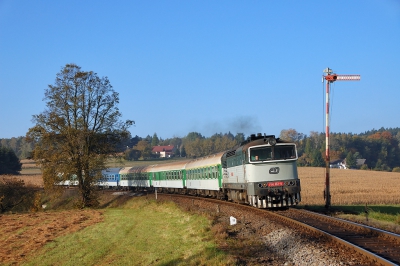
152 145 174 153
356 159 366 165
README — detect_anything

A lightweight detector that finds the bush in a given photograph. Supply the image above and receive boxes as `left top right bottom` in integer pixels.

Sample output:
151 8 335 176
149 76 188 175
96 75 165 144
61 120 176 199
0 177 36 213
392 167 400 173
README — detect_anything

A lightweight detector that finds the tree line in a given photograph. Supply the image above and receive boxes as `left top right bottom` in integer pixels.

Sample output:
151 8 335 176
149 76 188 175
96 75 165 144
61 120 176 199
0 137 34 159
280 127 400 171
0 128 400 172
124 127 400 172
2 127 400 172
123 132 245 160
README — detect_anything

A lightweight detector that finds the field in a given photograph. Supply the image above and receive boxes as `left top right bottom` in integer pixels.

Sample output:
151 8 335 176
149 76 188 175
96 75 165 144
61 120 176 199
298 167 400 206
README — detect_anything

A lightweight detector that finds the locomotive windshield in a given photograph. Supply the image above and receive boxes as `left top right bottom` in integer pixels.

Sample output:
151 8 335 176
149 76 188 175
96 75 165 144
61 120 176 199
249 145 296 162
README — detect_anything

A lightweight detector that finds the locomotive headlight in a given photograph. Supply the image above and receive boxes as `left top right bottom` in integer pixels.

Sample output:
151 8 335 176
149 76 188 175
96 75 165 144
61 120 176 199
268 137 277 146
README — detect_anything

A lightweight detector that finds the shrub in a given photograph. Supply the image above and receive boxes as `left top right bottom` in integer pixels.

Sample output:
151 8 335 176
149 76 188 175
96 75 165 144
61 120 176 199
0 177 36 213
392 167 400 173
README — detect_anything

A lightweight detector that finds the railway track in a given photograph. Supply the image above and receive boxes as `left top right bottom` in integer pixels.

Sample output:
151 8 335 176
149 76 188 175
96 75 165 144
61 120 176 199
156 193 400 265
273 208 400 266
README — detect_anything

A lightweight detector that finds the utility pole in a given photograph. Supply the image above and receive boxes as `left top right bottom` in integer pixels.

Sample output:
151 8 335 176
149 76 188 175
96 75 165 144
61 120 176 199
322 68 360 208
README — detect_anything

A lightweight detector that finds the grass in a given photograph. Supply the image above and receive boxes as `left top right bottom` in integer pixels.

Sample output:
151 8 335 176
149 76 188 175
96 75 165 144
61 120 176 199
22 197 232 266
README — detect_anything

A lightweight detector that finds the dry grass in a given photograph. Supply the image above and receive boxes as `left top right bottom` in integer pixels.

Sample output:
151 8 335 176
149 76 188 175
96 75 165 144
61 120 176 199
17 175 44 187
298 167 400 206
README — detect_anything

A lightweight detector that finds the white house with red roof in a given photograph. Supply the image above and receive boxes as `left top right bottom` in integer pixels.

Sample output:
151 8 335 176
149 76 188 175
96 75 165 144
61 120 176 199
152 145 175 158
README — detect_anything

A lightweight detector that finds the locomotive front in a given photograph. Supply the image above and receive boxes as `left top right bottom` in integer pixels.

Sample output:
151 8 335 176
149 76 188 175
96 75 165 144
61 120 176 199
223 133 301 208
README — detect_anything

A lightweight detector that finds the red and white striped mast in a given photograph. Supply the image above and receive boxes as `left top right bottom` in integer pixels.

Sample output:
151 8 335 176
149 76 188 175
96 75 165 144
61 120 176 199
322 68 360 208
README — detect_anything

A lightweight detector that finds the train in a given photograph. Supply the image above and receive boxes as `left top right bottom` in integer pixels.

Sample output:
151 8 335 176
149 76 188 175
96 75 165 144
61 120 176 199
97 133 301 208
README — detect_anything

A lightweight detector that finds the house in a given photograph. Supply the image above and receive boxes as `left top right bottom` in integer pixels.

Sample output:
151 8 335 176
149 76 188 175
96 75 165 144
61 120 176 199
152 145 175 158
330 158 366 169
330 159 344 169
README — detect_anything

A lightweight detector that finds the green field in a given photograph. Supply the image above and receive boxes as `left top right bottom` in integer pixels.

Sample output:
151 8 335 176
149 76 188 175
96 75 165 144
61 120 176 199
23 197 232 266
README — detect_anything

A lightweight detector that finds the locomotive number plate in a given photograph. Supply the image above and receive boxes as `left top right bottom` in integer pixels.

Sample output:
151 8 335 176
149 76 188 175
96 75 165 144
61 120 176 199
267 181 284 187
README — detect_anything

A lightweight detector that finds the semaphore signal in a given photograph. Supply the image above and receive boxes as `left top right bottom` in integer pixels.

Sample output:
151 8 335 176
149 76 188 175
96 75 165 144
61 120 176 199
322 68 360 208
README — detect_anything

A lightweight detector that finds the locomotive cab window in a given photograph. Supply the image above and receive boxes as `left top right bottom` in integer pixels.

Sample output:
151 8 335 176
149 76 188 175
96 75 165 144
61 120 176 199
250 146 272 161
274 145 296 160
250 145 296 162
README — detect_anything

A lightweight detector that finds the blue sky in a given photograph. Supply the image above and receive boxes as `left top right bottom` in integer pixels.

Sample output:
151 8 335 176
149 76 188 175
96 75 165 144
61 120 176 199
1 1 399 140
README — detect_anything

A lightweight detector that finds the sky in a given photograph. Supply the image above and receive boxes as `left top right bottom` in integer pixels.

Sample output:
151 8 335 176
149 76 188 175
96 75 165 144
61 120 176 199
1 1 399 140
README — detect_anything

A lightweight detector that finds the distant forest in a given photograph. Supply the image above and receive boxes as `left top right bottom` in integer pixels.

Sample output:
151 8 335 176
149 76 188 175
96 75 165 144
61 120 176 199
1 127 400 172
